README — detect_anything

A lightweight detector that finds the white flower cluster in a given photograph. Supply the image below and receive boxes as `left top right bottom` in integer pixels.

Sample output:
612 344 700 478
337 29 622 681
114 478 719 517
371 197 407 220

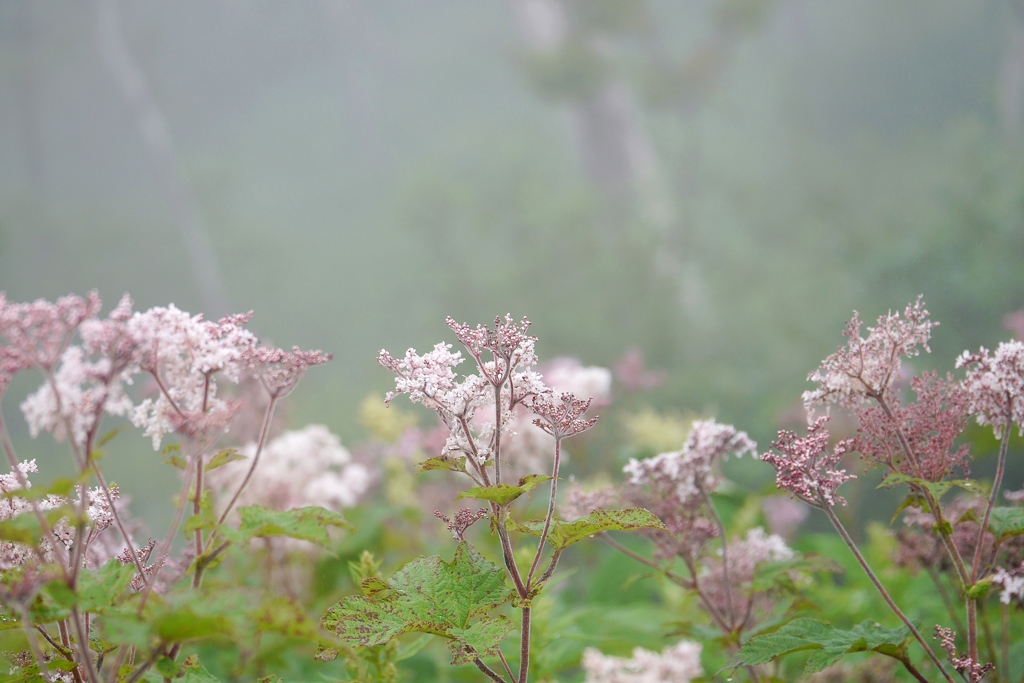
993 564 1024 605
623 419 756 505
729 526 794 566
957 340 1024 438
582 640 703 683
803 297 934 413
207 424 370 514
127 305 256 448
0 460 119 570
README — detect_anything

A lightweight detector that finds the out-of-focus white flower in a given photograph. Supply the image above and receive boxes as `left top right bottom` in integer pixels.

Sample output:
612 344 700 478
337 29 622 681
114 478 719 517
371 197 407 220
582 640 703 683
207 424 369 514
993 564 1024 605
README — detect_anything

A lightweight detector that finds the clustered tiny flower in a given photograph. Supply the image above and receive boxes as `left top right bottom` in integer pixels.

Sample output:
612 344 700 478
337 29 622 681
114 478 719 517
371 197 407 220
957 340 1024 439
761 417 855 508
803 296 935 413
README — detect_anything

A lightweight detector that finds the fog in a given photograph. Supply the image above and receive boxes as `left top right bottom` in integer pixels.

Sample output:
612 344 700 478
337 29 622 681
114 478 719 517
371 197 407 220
2 1 1023 524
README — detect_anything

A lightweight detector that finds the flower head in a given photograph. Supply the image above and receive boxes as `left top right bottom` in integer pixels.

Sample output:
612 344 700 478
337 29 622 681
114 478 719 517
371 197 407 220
957 340 1024 438
762 417 856 508
804 296 935 413
249 346 332 398
0 291 102 370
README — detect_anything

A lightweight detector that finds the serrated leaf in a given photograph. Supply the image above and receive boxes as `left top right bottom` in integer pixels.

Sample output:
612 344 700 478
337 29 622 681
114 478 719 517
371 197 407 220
986 507 1024 538
727 618 911 677
226 505 353 550
509 508 667 550
205 448 246 472
320 542 513 663
417 456 467 473
178 658 223 683
456 475 552 506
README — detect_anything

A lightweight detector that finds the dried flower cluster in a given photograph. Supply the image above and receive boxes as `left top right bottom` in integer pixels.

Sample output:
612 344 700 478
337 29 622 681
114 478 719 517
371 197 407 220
761 417 855 508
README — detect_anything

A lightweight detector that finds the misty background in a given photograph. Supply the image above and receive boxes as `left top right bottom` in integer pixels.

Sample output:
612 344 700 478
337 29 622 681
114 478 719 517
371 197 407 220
2 0 1024 528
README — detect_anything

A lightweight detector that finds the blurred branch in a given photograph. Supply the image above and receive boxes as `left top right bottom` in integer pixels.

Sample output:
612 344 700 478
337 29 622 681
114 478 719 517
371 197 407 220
95 0 230 315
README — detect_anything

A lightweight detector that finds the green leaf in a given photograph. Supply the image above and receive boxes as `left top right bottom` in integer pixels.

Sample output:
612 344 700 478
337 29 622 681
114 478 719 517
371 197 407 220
320 542 513 663
205 448 246 472
417 456 467 473
986 507 1024 538
878 473 982 501
727 618 911 677
77 559 137 612
0 506 74 545
227 505 353 550
456 475 552 506
178 656 223 683
251 595 339 648
162 443 188 470
890 493 928 525
509 508 667 550
154 605 234 642
97 426 130 448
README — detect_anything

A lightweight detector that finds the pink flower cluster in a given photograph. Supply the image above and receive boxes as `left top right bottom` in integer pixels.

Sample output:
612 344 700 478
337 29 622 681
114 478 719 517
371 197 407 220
0 292 330 450
761 417 855 508
803 296 935 412
623 419 756 507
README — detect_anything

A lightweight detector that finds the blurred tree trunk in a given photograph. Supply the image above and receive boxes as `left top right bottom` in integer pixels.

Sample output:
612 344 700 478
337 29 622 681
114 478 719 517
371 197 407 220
508 0 666 228
999 1 1024 136
96 0 230 316
14 0 47 200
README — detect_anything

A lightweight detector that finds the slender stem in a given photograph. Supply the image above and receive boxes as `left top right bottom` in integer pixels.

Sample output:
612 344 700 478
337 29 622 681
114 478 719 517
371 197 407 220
473 657 508 683
493 383 503 485
526 437 561 588
89 461 149 588
897 655 933 683
927 567 967 636
497 649 518 683
972 408 1012 581
1001 602 1009 683
218 397 277 525
192 450 204 588
136 455 197 612
19 609 50 680
70 605 99 683
0 411 73 582
824 505 955 683
701 487 736 628
35 625 72 658
599 533 689 586
519 606 531 683
978 600 999 682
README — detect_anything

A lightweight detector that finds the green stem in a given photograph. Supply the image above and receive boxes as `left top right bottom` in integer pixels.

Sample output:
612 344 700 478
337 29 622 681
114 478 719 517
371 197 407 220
824 505 955 683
